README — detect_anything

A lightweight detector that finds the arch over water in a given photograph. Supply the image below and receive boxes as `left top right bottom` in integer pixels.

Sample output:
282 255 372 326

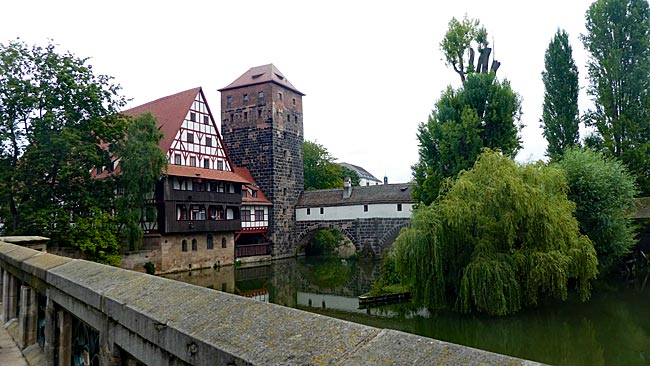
295 223 357 255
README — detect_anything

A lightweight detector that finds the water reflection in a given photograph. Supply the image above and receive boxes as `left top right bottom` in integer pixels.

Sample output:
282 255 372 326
164 257 650 366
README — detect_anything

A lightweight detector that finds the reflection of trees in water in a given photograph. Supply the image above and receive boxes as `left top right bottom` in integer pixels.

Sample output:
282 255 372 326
295 257 381 297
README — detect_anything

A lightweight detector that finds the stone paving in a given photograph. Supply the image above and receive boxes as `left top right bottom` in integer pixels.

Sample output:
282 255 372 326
0 325 28 366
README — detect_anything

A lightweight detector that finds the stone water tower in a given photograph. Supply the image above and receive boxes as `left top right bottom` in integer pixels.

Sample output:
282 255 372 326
219 65 304 256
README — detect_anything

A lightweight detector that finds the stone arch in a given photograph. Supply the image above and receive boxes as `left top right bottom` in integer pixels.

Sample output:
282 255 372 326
295 222 357 255
377 221 410 254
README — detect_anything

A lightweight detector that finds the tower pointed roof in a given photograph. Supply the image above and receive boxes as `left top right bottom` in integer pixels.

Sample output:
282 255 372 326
219 64 304 95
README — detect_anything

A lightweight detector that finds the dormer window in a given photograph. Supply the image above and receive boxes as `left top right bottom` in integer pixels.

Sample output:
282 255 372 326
252 190 258 198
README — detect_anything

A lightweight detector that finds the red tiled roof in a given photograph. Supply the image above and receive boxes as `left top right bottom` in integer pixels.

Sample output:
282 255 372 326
122 87 200 154
234 167 272 205
165 165 249 184
219 64 304 96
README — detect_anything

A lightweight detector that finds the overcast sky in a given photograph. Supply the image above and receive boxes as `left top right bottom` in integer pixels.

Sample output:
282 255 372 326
2 0 596 183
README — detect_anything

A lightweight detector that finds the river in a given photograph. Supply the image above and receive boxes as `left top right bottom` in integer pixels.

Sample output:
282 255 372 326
163 256 650 366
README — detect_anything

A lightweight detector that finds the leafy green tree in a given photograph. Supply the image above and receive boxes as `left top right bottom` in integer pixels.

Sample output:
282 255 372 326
303 140 360 190
555 148 637 271
396 150 598 316
412 72 522 204
440 15 490 82
541 29 580 160
582 0 650 194
0 40 127 263
115 112 166 250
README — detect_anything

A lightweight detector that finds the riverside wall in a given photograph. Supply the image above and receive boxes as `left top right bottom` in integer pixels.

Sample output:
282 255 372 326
0 240 542 366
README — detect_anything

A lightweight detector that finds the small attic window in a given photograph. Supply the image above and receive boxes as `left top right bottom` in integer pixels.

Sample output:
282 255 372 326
190 112 196 122
252 73 264 79
274 73 284 80
203 115 209 124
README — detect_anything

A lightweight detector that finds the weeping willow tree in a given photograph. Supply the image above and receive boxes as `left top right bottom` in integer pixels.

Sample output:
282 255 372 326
395 150 598 316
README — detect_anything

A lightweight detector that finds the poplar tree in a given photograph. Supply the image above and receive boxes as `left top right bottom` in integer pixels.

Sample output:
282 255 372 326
582 0 650 194
541 29 580 160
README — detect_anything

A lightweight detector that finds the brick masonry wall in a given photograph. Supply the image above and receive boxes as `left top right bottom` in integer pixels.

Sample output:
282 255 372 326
295 217 410 257
221 82 304 257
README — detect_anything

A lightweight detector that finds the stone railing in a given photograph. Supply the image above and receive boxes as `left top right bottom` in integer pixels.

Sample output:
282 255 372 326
0 240 543 365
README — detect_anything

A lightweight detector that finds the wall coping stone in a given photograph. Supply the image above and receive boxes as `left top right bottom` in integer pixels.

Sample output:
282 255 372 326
0 241 545 366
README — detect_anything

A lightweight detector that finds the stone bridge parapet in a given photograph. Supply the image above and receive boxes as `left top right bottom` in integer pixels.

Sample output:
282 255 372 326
0 240 543 366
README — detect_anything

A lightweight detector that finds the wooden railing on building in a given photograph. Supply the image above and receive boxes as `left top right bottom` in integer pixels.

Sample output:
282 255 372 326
235 243 271 258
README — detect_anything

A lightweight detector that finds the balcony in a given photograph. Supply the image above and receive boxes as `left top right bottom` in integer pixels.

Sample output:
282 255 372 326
235 243 272 258
164 190 241 204
165 219 241 233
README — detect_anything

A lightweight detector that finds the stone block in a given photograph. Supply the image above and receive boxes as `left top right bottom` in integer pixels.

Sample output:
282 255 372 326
341 329 544 366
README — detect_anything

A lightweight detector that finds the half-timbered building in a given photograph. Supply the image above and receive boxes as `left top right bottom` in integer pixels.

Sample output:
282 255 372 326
120 87 264 272
234 167 272 259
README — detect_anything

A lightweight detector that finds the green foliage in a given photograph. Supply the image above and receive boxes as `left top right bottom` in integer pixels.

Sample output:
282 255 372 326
555 148 637 271
306 228 343 256
582 0 650 194
0 40 127 256
144 261 156 275
303 140 360 190
397 150 598 316
440 15 489 82
541 29 580 160
115 112 166 250
412 72 522 204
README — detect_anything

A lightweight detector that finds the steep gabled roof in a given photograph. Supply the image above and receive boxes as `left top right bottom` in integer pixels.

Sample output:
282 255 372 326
219 64 304 96
338 162 382 183
122 87 201 154
234 167 272 206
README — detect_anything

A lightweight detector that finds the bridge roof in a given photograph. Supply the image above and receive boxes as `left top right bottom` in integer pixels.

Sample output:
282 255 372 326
296 183 413 208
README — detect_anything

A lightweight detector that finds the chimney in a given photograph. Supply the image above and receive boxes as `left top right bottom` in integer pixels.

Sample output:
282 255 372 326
383 175 388 185
343 177 352 199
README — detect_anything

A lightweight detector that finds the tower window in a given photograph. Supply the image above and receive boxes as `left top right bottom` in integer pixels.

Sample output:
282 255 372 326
190 112 196 122
230 113 234 122
227 96 232 105
258 109 263 118
292 98 296 106
187 133 194 143
243 94 249 102
244 111 248 120
278 92 282 101
258 91 264 99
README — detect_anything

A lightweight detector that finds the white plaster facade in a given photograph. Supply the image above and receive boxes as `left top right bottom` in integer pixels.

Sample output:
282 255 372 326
296 203 413 221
